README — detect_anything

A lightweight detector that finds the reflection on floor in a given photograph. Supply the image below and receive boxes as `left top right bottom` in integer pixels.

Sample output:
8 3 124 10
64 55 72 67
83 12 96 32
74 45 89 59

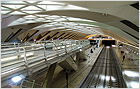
113 47 139 88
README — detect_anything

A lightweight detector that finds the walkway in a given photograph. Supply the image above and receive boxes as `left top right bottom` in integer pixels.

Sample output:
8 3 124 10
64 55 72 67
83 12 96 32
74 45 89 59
1 40 90 87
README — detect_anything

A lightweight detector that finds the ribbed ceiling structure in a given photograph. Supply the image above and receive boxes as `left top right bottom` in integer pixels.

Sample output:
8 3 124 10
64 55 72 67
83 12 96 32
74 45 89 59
1 1 139 46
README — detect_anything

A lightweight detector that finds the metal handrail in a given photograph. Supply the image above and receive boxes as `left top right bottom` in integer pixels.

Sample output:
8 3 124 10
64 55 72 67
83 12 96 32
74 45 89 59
1 40 90 81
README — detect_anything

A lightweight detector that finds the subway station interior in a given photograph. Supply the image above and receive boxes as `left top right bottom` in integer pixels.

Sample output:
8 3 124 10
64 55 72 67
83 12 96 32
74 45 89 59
1 1 139 88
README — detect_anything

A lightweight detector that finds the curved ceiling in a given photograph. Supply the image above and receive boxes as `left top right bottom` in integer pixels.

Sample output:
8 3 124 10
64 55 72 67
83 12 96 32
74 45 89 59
1 1 139 47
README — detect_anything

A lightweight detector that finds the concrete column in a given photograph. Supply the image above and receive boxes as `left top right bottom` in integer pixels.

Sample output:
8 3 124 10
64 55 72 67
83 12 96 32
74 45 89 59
116 40 119 46
43 62 57 88
98 39 102 47
75 52 80 65
59 56 78 71
79 48 87 60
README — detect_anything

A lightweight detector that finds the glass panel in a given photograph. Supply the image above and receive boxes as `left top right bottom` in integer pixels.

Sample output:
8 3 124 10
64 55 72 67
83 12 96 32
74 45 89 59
67 17 96 22
8 21 21 26
26 1 37 3
79 24 99 27
24 20 36 23
35 18 45 21
49 22 58 25
1 7 10 10
25 18 35 20
16 18 26 22
66 5 88 10
1 11 11 14
11 38 18 42
57 27 66 29
10 11 25 15
44 24 54 27
22 6 41 10
54 18 67 22
1 1 26 4
22 11 41 14
24 15 36 19
61 16 67 18
76 26 84 28
38 1 64 5
36 15 49 17
3 5 25 9
25 15 36 18
49 15 60 18
65 29 72 31
49 17 61 20
47 5 63 10
8 34 13 41
37 5 47 10
32 25 44 29
86 27 93 28
54 23 63 26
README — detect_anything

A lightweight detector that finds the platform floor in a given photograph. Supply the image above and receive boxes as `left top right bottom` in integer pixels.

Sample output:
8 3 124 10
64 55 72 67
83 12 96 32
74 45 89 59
113 47 139 88
34 46 103 88
33 46 139 88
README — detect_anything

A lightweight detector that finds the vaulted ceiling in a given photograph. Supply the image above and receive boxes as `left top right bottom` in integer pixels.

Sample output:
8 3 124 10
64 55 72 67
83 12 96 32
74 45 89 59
1 1 139 46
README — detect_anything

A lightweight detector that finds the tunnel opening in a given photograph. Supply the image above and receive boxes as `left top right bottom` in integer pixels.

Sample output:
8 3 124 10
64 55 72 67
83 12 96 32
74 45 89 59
90 40 97 45
102 40 115 46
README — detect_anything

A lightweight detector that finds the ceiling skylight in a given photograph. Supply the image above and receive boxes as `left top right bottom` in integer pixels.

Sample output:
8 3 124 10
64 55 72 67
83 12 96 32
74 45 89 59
10 11 25 15
38 1 64 5
1 1 26 4
26 1 37 3
22 6 41 10
1 1 88 15
2 1 102 36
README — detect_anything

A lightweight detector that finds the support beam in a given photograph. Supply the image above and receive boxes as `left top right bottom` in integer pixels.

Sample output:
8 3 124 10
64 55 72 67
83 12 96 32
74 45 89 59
27 30 39 41
75 52 80 65
2 22 46 42
63 33 73 39
43 62 57 88
38 31 52 41
48 32 59 40
51 32 64 40
60 33 70 39
79 48 87 60
59 56 78 71
2 15 25 29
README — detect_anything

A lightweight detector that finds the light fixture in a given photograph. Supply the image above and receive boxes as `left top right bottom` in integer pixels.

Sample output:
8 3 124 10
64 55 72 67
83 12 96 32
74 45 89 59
106 46 110 48
11 75 25 83
79 48 82 51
